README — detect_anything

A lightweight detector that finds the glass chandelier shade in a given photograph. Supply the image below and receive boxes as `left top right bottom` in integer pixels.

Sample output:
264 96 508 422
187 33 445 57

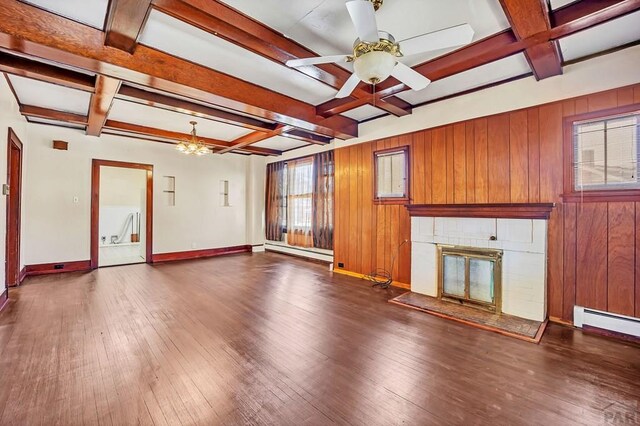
176 121 211 156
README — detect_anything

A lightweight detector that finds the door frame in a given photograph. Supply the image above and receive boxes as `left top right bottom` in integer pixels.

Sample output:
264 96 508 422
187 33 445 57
91 159 153 269
5 128 23 288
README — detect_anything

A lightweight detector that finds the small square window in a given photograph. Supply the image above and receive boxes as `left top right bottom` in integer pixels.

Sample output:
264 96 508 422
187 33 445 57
374 146 409 203
573 112 639 191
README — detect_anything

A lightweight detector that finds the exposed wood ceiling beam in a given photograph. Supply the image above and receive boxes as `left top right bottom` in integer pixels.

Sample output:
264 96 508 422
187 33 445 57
104 120 281 156
19 104 88 125
317 0 640 117
0 0 357 140
0 51 95 91
1 51 279 133
282 129 332 145
86 75 121 136
151 0 412 117
117 85 278 132
499 0 562 80
18 104 280 155
216 125 290 155
549 0 640 38
105 0 153 53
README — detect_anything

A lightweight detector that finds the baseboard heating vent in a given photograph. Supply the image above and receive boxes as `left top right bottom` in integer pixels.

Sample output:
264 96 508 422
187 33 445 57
574 306 640 338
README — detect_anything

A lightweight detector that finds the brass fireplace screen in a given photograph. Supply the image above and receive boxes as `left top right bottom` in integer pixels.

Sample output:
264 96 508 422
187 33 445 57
437 245 503 312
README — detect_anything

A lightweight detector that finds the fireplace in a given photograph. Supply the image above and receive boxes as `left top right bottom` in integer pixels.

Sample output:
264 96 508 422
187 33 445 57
438 246 502 312
407 203 555 322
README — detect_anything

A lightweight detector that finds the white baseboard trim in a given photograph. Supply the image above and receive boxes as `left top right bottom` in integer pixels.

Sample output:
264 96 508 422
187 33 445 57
574 306 640 338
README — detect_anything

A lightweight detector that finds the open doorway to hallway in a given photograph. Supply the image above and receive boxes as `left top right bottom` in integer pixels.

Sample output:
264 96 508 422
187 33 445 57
91 160 152 268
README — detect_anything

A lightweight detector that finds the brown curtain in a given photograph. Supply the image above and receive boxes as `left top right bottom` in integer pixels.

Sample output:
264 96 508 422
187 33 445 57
287 157 314 247
265 161 285 241
312 151 334 249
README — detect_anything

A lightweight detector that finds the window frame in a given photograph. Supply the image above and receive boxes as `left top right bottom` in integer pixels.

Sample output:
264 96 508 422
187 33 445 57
373 145 410 205
562 103 640 203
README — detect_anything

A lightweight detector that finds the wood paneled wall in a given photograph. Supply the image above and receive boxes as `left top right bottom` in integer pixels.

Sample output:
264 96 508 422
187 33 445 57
334 83 640 323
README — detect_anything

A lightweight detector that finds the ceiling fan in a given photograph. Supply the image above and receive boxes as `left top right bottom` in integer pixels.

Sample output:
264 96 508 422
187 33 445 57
286 0 474 98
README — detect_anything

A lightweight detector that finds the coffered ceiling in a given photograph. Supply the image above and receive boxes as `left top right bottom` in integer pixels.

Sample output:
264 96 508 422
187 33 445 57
1 0 639 155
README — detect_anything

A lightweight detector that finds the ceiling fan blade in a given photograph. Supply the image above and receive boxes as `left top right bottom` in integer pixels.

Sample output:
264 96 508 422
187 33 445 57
335 73 362 98
399 23 474 57
391 62 431 91
286 55 350 67
346 0 379 43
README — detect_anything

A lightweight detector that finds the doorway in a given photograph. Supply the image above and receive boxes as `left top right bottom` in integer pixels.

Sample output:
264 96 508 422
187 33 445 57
5 129 22 287
91 160 153 268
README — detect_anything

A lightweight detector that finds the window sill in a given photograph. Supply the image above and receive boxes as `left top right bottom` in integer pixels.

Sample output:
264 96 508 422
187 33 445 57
373 197 410 205
561 190 640 203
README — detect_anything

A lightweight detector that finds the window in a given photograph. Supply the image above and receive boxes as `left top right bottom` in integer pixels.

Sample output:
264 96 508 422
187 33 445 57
287 158 313 230
573 111 639 191
265 152 334 249
374 146 409 202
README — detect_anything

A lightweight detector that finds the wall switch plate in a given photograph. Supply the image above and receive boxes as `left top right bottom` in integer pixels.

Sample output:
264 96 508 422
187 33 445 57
2 184 9 195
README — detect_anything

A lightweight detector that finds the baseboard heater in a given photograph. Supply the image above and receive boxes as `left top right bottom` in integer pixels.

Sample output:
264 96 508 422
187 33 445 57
574 306 640 338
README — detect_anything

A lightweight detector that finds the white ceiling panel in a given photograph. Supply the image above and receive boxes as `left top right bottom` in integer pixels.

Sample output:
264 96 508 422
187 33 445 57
8 75 92 115
253 136 309 151
108 99 254 141
139 10 338 105
396 53 531 105
549 0 578 10
222 0 511 67
559 11 640 62
22 0 109 29
341 104 386 121
27 117 85 130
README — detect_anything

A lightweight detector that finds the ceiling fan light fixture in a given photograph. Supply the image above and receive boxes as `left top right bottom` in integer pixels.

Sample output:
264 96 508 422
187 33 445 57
353 50 396 85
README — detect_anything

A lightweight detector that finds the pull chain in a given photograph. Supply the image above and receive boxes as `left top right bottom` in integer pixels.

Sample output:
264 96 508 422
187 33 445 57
373 81 376 107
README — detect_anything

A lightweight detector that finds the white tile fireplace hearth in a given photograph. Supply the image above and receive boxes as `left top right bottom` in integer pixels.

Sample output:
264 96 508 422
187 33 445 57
411 216 548 322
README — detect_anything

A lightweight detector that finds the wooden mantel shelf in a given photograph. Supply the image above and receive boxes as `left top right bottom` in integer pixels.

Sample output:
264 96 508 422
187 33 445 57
405 203 556 220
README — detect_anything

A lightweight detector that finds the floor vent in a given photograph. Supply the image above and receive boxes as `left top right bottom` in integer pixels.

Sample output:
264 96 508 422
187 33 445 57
574 306 640 338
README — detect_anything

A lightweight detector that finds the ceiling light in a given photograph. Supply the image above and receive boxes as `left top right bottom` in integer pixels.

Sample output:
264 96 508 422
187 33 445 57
352 34 400 85
176 121 211 156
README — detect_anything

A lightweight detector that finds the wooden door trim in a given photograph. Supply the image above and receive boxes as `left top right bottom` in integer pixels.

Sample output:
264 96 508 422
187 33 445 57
90 159 153 269
5 128 23 288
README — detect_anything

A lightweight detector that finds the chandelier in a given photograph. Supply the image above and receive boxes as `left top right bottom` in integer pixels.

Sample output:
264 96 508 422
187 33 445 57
175 121 211 156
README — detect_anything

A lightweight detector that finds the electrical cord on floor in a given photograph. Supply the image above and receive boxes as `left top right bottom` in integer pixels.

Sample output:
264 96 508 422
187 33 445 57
364 239 409 289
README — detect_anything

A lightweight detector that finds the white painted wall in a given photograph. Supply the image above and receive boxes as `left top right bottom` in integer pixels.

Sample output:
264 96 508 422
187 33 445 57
22 123 251 264
0 77 28 293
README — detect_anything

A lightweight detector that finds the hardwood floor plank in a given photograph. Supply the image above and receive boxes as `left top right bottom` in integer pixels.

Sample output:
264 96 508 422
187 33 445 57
0 253 638 425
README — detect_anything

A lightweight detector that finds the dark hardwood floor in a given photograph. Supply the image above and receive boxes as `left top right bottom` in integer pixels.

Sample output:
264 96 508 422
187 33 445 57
0 252 638 425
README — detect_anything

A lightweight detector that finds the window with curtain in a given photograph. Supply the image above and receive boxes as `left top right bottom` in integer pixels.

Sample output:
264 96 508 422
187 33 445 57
573 112 639 191
265 152 334 250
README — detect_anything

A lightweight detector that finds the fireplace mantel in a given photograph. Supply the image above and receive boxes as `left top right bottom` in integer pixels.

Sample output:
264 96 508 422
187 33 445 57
406 203 555 220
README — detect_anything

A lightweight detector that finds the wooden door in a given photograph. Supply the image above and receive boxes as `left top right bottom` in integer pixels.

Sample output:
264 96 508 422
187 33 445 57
5 129 23 287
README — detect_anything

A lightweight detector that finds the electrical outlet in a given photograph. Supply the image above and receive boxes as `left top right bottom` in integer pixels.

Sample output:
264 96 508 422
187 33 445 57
338 262 344 268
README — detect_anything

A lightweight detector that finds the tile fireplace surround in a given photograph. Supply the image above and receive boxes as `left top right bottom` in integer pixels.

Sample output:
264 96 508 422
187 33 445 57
411 215 548 322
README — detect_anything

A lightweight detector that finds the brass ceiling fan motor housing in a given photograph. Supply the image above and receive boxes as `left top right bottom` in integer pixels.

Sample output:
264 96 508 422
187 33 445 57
369 0 383 11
